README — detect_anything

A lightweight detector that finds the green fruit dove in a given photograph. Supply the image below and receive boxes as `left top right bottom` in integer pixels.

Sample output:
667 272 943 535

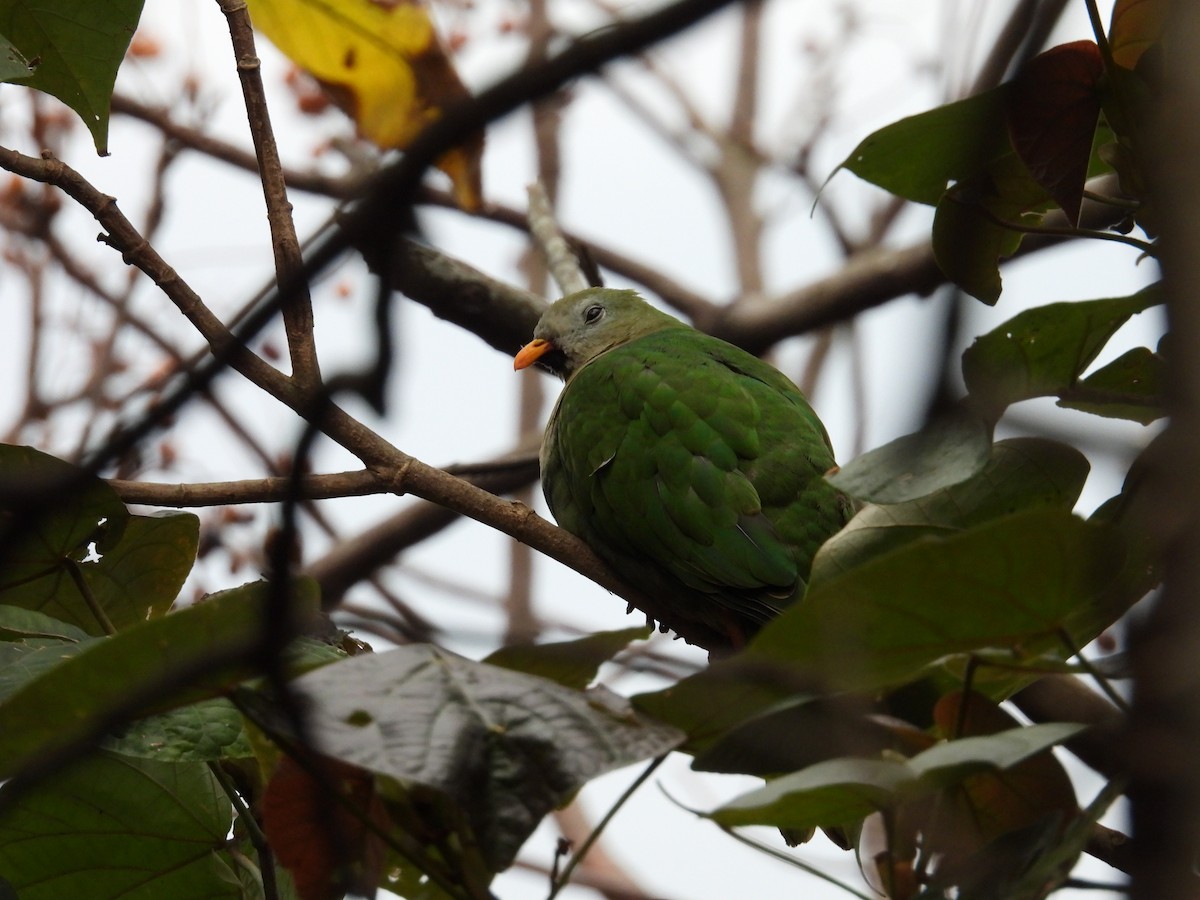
514 288 853 652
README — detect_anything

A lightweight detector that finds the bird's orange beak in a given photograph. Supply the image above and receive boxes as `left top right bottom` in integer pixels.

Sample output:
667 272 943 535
514 338 553 371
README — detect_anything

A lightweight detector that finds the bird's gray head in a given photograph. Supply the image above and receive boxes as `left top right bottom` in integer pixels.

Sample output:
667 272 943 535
513 287 681 380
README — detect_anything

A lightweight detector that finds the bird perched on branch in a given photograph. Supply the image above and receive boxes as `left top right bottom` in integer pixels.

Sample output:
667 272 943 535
515 287 852 652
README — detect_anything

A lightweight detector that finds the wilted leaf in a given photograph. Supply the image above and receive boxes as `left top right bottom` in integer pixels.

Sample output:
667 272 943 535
245 0 482 209
962 285 1161 421
1058 345 1164 424
907 694 1081 895
0 579 320 778
748 509 1130 692
0 0 146 153
293 645 683 870
485 626 651 690
1109 0 1167 70
837 87 1012 204
1007 41 1104 225
0 752 237 899
826 410 992 504
262 756 389 900
813 438 1090 584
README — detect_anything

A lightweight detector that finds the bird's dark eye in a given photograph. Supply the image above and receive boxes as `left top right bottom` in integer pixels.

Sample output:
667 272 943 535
584 304 605 324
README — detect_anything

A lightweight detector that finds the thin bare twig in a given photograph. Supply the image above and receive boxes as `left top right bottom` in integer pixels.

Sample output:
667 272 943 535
217 0 321 388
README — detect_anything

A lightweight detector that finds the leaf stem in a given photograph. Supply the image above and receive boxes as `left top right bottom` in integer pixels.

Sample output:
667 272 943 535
717 826 877 900
982 207 1156 256
547 754 666 899
208 761 280 900
1057 628 1131 713
65 558 116 636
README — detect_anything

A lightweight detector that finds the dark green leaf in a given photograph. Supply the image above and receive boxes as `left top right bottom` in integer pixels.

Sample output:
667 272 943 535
292 645 683 870
962 285 1162 421
931 189 1026 304
826 410 992 504
0 0 147 153
691 696 906 777
749 509 1129 692
0 449 198 636
0 579 320 779
0 637 93 703
484 626 651 690
0 444 130 634
632 657 816 756
103 699 253 762
78 510 200 629
838 87 1013 204
1058 346 1165 424
0 752 238 900
813 438 1089 584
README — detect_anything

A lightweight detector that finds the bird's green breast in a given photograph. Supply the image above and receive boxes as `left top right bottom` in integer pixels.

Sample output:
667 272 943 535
542 328 850 638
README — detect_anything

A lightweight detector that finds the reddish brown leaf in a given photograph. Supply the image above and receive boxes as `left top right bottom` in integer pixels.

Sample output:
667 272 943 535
1007 40 1104 226
929 691 1077 849
261 756 390 900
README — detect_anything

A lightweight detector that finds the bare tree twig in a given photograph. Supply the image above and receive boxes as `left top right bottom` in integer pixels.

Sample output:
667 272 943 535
218 0 321 388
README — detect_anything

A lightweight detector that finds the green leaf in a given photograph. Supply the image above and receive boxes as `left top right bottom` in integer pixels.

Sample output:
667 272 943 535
838 87 1013 205
1058 345 1165 424
711 757 912 830
0 0 147 154
103 699 254 762
0 33 32 81
826 410 992 504
0 604 89 642
962 285 1162 422
907 723 1085 787
484 626 651 690
0 752 238 900
292 644 683 870
0 579 320 779
748 509 1130 692
709 723 1082 833
813 438 1089 584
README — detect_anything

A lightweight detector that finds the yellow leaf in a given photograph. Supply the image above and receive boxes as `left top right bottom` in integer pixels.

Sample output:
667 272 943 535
1108 0 1167 70
246 0 483 209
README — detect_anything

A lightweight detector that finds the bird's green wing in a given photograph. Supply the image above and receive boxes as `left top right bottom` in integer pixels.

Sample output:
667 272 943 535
544 328 846 631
